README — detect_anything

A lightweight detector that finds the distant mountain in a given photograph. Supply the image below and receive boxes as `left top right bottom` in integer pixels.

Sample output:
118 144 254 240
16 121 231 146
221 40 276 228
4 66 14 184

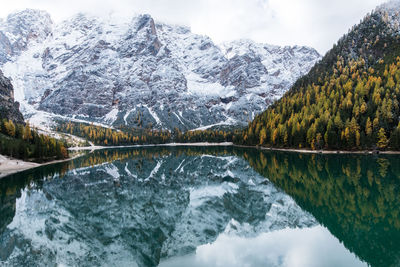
235 1 400 150
0 9 320 130
0 70 24 124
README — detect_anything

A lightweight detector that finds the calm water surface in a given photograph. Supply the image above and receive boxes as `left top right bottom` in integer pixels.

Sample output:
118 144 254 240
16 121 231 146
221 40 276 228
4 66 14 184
0 146 399 267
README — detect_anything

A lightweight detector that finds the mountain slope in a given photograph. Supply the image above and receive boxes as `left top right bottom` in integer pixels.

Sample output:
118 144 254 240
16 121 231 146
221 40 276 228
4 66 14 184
0 69 69 162
0 70 24 124
235 1 400 150
0 10 320 131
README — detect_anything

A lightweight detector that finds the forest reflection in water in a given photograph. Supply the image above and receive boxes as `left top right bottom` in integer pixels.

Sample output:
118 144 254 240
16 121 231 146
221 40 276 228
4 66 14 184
0 146 399 266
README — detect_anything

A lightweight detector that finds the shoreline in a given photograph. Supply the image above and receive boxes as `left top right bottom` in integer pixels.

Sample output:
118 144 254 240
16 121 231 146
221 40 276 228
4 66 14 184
0 143 233 179
3 142 399 179
68 142 234 151
69 142 400 154
0 155 39 179
0 153 85 179
233 144 400 155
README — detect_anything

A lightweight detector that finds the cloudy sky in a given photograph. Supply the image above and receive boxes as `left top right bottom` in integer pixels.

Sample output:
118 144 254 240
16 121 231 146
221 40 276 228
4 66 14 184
0 0 389 54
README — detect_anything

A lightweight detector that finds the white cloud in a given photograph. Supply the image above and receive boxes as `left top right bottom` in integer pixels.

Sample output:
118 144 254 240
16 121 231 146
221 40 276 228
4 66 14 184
0 0 389 53
159 226 367 267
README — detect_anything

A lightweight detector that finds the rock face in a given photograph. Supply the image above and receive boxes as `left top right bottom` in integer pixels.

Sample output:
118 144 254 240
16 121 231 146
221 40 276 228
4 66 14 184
0 70 24 124
0 9 52 64
0 9 321 130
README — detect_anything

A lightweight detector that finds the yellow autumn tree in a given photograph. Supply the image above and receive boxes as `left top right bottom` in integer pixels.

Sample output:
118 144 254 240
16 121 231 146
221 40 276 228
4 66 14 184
377 128 388 149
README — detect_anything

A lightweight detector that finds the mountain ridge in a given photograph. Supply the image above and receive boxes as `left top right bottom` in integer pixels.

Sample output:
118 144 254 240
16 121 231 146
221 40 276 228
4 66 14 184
0 9 320 131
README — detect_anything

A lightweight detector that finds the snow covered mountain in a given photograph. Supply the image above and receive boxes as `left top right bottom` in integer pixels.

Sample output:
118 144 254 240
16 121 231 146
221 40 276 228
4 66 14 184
0 9 321 130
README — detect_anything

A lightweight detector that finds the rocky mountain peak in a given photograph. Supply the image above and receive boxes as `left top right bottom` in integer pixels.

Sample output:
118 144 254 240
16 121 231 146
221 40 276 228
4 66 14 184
4 9 52 35
0 9 52 64
0 10 321 131
135 14 156 34
2 9 52 48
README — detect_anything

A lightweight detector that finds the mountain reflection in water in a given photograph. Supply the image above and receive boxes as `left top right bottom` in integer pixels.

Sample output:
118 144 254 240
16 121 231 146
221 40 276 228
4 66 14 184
0 146 398 267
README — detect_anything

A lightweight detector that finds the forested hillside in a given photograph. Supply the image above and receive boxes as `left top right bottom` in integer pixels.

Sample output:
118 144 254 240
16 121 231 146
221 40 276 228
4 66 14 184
56 121 235 146
235 5 400 150
0 119 68 162
0 70 68 162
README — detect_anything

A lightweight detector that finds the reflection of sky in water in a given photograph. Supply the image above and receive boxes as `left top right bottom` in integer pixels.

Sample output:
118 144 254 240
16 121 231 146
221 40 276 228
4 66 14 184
4 148 395 266
160 226 367 267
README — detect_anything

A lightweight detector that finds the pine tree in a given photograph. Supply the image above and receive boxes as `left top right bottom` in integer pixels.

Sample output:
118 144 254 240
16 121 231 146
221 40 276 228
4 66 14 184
377 128 389 149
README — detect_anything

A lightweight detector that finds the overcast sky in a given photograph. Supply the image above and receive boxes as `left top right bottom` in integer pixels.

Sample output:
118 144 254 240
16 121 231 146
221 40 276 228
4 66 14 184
0 0 390 54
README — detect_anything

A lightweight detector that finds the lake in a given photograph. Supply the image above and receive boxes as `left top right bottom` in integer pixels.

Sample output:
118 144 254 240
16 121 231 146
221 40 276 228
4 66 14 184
0 146 399 267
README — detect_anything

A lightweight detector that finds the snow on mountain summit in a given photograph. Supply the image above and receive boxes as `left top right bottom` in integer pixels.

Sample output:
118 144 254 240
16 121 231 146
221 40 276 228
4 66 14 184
0 10 321 130
0 9 52 64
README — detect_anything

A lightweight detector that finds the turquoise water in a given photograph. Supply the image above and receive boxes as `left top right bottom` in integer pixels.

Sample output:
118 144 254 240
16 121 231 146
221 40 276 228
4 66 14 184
0 146 399 266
